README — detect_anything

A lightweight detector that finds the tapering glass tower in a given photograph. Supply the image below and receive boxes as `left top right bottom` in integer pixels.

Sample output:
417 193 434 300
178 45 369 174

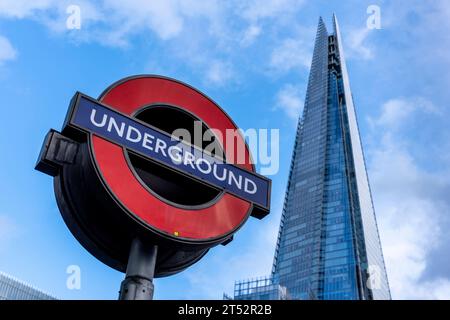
271 15 391 300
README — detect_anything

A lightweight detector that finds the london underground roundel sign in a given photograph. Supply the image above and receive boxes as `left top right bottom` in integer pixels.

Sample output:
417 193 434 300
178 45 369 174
36 75 271 277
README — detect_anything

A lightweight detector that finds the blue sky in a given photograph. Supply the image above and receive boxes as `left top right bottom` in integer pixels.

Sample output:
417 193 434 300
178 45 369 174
1 0 450 300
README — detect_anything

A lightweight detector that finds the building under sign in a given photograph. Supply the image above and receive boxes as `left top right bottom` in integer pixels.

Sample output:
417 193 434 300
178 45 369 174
231 276 289 300
0 272 56 300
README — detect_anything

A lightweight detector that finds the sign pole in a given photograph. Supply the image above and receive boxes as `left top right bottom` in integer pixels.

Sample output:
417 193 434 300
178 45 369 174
118 238 158 300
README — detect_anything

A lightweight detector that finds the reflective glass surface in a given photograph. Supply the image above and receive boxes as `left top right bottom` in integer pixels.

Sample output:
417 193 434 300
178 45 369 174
271 16 391 300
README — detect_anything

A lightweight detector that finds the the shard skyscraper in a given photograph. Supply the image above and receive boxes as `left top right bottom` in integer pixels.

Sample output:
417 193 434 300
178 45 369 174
269 15 391 300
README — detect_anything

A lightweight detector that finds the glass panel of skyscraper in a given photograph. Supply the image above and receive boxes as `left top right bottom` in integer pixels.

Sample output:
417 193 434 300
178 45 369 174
270 15 391 300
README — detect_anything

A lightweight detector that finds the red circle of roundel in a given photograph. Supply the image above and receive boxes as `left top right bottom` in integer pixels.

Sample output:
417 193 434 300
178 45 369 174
90 75 254 241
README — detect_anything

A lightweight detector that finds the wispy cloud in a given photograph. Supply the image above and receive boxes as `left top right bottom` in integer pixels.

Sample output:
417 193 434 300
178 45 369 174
238 0 305 22
346 27 373 60
0 35 16 65
0 0 311 86
368 97 450 299
269 38 311 73
274 84 304 121
368 97 439 129
0 0 56 18
205 60 235 87
240 24 261 47
0 1 223 46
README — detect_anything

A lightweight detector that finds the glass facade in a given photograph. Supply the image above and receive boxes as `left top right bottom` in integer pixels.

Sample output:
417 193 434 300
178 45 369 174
233 276 289 300
0 272 56 300
270 15 391 300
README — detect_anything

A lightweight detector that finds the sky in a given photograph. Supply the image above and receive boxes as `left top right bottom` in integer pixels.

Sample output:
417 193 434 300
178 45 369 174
0 0 450 300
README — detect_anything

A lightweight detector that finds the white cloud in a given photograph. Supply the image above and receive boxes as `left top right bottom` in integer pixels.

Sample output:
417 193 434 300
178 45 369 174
240 24 261 47
274 84 303 121
346 27 373 60
44 1 104 34
370 97 438 129
0 0 56 18
382 1 450 68
239 0 304 22
368 97 450 299
0 35 16 65
0 0 220 43
270 38 311 73
205 60 234 87
87 0 221 45
0 0 313 86
0 0 239 84
103 0 185 41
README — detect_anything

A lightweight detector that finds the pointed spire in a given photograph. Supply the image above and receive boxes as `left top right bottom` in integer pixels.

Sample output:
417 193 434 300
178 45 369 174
317 16 328 35
332 13 340 36
318 16 325 28
332 12 337 22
